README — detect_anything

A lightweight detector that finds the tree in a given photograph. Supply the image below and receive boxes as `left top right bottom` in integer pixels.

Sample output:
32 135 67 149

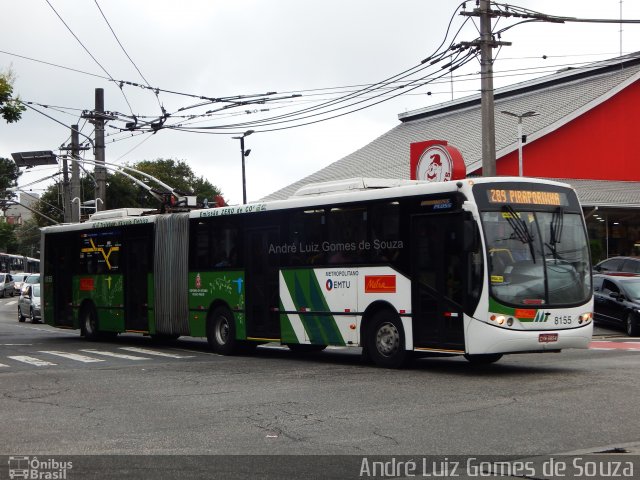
14 218 41 257
0 157 21 194
0 68 26 123
0 222 17 253
129 158 221 205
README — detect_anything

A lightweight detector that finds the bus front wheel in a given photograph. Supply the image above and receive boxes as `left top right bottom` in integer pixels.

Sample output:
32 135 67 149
207 306 237 355
366 310 408 368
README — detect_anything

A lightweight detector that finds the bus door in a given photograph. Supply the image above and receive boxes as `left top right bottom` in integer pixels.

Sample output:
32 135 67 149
244 227 281 340
411 213 465 351
124 229 151 331
45 232 75 327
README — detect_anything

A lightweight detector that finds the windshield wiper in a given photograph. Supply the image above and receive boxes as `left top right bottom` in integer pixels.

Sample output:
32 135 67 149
545 207 564 260
502 206 536 263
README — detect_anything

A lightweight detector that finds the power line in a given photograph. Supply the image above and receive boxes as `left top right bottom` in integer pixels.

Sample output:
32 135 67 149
44 0 135 116
93 0 164 115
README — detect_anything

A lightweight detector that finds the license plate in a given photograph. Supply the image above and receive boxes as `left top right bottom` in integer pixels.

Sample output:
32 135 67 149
539 333 558 343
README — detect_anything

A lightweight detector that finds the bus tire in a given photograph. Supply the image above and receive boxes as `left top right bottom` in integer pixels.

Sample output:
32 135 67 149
207 306 237 355
287 344 327 353
366 310 408 368
80 305 100 341
626 313 639 337
464 353 503 365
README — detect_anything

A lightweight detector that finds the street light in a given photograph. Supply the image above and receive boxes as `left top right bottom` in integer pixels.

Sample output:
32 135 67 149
500 110 540 176
232 130 254 204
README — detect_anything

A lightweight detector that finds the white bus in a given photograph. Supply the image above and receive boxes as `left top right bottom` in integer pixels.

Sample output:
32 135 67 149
41 177 593 367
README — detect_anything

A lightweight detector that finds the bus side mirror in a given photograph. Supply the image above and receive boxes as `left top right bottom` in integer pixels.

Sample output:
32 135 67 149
462 220 478 252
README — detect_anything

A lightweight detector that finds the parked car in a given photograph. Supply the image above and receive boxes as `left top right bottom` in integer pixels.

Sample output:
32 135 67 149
593 273 640 336
12 272 29 295
0 273 15 297
18 283 41 323
594 256 640 274
20 273 40 294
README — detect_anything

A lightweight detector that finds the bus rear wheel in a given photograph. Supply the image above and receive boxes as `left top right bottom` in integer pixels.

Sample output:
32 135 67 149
81 306 100 341
366 310 408 368
207 306 237 355
464 353 503 365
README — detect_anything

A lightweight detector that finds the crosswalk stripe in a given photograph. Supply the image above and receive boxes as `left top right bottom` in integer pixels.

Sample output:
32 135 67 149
39 351 105 363
119 346 194 358
8 356 57 366
80 349 150 360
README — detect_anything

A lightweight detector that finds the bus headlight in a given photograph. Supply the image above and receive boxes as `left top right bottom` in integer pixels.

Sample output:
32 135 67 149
490 314 506 325
578 312 592 324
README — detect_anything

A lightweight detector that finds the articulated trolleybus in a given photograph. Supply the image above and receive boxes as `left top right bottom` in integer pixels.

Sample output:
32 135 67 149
41 177 593 367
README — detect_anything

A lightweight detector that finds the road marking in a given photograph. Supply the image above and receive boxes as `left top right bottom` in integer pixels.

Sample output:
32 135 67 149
589 341 640 351
8 356 57 367
0 363 8 367
26 326 77 335
119 347 194 358
80 349 150 360
6 300 17 306
39 351 106 363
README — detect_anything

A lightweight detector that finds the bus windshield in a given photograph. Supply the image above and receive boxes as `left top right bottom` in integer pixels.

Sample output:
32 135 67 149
481 208 591 307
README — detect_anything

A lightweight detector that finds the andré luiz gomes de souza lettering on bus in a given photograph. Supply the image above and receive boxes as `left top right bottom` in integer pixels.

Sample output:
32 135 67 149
268 239 404 255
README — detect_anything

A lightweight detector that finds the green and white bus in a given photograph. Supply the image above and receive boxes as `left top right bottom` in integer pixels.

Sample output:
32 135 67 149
41 177 594 367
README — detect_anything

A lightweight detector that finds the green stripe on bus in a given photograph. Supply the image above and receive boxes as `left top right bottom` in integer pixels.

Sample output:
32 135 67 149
282 269 345 346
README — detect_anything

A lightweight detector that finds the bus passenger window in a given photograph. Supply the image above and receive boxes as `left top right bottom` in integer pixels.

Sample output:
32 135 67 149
328 206 366 265
370 201 400 263
287 209 325 266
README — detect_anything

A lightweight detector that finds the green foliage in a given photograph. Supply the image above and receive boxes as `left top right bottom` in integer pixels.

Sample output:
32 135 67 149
14 218 40 257
0 157 21 194
0 222 17 252
0 69 26 123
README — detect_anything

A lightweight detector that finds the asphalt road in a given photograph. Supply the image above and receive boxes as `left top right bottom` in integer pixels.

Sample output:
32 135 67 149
0 295 639 479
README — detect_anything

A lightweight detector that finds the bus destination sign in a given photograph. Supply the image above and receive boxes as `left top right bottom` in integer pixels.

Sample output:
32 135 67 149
487 189 568 207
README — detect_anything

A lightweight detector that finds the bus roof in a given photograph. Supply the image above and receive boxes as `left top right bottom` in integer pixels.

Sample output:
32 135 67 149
41 177 574 234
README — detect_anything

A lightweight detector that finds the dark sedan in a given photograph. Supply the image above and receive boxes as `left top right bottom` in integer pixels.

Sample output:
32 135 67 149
594 256 640 274
593 274 640 336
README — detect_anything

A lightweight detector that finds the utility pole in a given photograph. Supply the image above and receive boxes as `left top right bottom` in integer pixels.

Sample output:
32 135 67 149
479 0 497 176
82 88 115 212
94 88 106 211
461 1 511 177
70 125 81 222
61 155 71 223
460 2 512 177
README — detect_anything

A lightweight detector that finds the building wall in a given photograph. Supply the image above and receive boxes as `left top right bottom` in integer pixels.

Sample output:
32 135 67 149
495 80 640 180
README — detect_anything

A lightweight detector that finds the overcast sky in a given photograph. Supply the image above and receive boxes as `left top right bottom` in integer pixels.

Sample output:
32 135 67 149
2 0 640 206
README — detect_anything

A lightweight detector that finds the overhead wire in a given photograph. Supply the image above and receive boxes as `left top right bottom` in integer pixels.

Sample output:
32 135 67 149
44 0 136 117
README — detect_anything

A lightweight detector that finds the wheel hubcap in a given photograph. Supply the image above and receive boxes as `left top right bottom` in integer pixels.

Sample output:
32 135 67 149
376 322 400 357
215 316 230 345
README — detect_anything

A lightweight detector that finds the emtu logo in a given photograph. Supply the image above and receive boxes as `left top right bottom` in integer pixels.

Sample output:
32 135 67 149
325 279 350 291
